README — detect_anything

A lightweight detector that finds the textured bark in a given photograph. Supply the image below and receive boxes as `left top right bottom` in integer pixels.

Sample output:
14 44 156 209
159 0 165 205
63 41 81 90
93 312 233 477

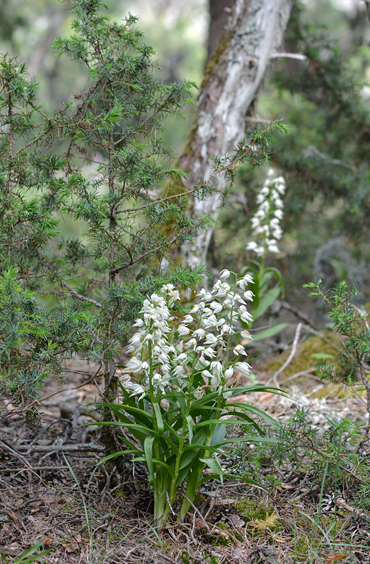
179 0 293 268
207 0 235 65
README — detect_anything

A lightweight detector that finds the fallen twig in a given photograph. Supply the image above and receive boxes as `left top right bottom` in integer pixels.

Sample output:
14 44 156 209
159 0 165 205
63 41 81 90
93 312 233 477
279 301 315 328
337 498 370 519
0 465 70 473
13 443 104 454
268 323 303 387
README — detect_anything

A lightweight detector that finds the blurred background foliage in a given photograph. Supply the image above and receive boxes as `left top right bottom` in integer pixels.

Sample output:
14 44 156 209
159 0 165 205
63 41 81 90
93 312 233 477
2 0 370 308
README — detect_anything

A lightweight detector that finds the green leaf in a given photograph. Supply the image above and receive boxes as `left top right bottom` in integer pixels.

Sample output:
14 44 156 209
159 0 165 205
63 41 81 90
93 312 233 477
13 541 52 563
175 465 193 488
259 270 274 293
264 267 285 296
210 423 226 446
252 323 287 341
186 390 220 408
162 420 182 440
221 410 263 433
144 436 155 485
153 403 164 435
117 434 143 453
224 402 281 427
311 353 334 360
182 443 219 452
183 458 205 495
253 285 281 319
193 418 259 429
229 384 284 395
200 456 224 483
97 449 139 466
135 454 175 477
91 420 159 437
274 120 290 135
112 403 155 422
179 449 200 471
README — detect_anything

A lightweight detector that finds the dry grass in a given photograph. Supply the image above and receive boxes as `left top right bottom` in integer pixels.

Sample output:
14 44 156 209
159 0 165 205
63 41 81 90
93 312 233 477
1 366 370 564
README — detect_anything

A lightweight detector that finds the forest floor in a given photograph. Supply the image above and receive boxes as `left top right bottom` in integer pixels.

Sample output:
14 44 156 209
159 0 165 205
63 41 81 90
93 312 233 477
1 334 370 564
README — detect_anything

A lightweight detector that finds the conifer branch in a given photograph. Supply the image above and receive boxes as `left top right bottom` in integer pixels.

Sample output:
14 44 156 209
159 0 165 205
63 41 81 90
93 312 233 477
40 255 102 308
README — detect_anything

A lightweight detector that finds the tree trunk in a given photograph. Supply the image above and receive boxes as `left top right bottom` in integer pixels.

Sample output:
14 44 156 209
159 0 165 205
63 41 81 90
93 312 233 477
179 0 293 269
27 5 69 78
206 0 235 65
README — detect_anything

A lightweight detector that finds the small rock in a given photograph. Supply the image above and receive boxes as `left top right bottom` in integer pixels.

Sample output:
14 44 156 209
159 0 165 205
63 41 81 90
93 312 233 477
233 547 243 559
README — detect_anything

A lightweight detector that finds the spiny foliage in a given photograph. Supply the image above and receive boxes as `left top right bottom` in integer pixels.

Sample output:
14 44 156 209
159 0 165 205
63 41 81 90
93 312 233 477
0 0 275 416
306 280 370 438
272 3 370 240
0 0 210 411
305 281 369 383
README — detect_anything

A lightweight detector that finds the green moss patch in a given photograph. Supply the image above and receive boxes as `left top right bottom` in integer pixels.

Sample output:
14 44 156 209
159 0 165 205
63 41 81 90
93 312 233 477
260 334 340 384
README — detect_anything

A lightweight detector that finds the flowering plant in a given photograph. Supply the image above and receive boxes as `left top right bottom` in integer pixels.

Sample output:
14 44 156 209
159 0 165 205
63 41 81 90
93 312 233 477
246 168 285 258
96 270 280 528
242 169 286 341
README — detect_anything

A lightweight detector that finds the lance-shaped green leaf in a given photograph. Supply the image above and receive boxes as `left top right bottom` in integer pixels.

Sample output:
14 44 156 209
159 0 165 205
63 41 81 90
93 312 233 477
253 285 281 320
153 403 164 435
200 456 224 483
210 423 226 446
251 323 287 342
144 436 155 486
225 401 281 427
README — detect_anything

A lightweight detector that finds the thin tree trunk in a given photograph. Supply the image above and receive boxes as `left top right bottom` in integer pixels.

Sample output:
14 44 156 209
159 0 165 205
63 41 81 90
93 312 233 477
179 0 293 269
27 5 69 78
